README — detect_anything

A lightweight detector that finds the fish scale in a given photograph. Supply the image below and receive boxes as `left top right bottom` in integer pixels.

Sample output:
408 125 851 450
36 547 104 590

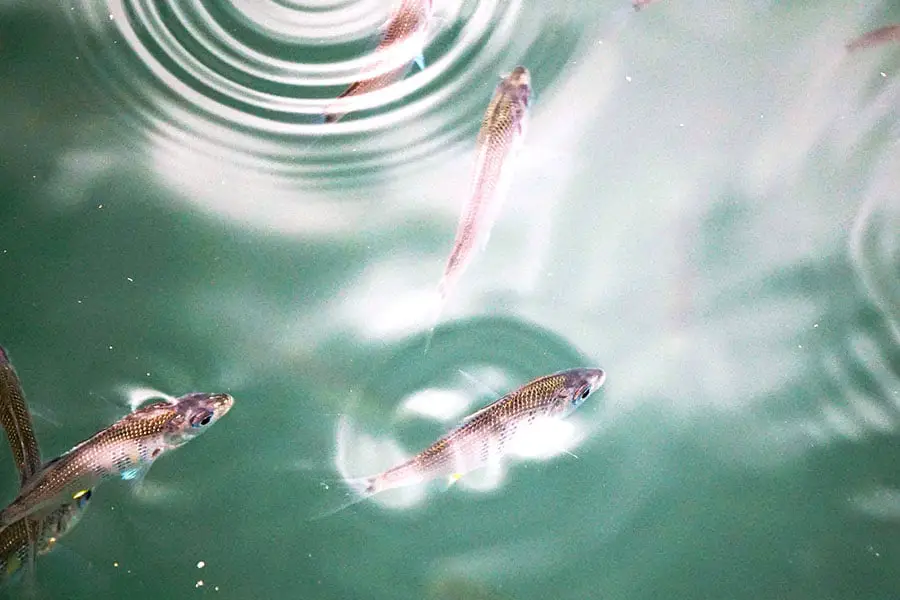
360 368 604 495
428 66 531 341
324 0 432 123
0 350 41 485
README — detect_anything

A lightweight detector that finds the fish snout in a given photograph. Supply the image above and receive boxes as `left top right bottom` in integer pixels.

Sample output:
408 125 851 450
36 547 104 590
210 393 235 416
592 369 607 389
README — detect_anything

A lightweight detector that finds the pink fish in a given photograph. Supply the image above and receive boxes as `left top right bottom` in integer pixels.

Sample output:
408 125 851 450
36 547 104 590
425 66 532 350
323 0 433 123
846 24 900 52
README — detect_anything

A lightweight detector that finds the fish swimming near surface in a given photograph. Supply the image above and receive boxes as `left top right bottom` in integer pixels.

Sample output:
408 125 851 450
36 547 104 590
0 386 233 531
0 493 92 582
425 66 532 350
846 24 900 52
0 346 93 583
323 0 433 124
324 368 605 515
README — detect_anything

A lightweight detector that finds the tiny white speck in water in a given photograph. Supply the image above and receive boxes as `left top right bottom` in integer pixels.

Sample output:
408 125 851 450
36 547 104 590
215 587 219 592
98 204 103 209
126 277 134 282
196 580 204 588
625 75 632 82
814 323 819 328
113 562 119 568
881 72 887 78
197 561 205 569
108 345 113 350
108 13 114 20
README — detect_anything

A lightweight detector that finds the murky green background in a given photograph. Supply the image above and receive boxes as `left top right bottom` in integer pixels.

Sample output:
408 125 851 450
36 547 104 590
1 0 899 598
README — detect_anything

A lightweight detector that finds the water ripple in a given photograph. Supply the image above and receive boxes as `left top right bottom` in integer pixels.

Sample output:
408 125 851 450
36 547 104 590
64 0 604 230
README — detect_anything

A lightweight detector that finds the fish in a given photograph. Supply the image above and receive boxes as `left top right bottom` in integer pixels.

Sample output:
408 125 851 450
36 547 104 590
846 25 900 52
323 0 433 124
425 66 532 349
335 368 605 508
0 390 234 530
0 346 93 584
0 492 92 582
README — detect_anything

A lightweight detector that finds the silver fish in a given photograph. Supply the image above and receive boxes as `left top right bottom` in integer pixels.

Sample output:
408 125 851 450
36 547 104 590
0 391 233 530
0 346 92 583
347 368 604 498
427 67 531 347
323 0 433 123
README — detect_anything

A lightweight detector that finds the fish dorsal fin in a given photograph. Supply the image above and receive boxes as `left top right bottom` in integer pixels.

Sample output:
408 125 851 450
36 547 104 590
459 395 508 423
0 348 44 486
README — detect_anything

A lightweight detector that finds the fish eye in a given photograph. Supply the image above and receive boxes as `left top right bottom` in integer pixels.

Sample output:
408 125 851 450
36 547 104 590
580 386 591 400
190 410 214 428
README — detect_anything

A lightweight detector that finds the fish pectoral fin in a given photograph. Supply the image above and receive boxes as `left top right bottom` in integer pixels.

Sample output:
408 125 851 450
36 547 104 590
414 53 425 71
120 465 150 484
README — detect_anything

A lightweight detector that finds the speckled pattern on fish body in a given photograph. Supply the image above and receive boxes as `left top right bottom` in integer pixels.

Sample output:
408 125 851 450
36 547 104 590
0 347 41 486
324 0 432 123
0 346 93 583
438 66 532 299
0 496 91 581
359 368 605 494
0 392 234 529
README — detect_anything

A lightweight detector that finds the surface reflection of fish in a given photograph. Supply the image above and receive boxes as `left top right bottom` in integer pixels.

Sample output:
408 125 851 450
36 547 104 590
341 368 604 503
426 67 532 348
323 0 433 124
0 389 234 530
846 25 900 51
0 346 92 582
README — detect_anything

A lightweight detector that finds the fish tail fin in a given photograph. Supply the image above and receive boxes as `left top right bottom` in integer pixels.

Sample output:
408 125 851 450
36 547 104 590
422 281 449 355
307 476 377 521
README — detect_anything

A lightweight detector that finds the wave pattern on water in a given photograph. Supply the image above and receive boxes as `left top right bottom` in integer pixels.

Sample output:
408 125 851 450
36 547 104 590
63 0 609 232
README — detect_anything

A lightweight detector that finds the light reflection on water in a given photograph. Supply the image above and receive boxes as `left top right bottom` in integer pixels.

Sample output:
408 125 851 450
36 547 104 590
0 0 898 598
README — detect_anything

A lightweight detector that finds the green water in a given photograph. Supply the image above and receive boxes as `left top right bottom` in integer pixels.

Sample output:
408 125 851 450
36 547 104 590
1 1 899 598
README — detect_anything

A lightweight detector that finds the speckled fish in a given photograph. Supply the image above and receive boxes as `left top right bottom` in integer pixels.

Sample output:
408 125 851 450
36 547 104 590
345 368 604 501
846 24 900 51
426 67 531 348
0 390 233 530
0 493 92 582
0 346 93 582
323 0 433 124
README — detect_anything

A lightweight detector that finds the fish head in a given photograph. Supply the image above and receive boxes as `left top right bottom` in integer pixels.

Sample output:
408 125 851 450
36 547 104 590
546 368 606 419
502 66 532 108
163 392 234 445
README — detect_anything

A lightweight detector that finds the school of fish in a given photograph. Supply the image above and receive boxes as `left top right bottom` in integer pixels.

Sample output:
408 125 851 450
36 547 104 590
0 346 233 584
7 0 891 592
